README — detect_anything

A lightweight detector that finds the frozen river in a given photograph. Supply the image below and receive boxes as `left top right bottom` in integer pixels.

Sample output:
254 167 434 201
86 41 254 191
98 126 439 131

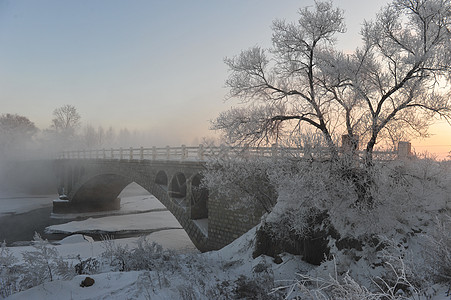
0 183 197 252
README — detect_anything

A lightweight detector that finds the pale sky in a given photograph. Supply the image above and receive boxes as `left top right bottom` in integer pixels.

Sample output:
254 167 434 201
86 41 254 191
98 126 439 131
0 0 449 157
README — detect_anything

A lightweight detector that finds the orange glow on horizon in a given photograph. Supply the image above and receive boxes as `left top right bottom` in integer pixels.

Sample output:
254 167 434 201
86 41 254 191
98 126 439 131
411 121 451 160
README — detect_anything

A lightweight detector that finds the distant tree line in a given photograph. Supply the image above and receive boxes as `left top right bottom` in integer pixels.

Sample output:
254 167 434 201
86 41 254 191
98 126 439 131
0 104 145 160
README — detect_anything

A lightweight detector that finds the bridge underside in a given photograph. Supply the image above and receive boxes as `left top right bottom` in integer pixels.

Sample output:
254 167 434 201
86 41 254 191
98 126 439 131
54 174 129 213
54 159 265 252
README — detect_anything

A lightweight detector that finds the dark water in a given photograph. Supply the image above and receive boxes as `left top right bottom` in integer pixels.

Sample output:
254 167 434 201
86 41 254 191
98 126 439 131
0 206 70 246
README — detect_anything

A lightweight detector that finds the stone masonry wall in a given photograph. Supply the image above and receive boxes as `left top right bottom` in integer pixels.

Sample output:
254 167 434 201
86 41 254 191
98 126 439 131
207 191 265 250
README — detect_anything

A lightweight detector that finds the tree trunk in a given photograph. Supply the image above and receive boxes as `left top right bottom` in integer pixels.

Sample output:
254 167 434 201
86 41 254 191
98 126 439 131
325 133 339 160
365 134 377 167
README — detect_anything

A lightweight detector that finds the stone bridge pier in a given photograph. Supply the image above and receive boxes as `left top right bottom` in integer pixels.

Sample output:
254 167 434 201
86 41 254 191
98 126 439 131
54 159 264 252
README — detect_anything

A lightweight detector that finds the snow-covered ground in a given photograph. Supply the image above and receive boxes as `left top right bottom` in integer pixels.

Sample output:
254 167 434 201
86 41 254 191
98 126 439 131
7 230 197 262
2 182 450 299
46 211 184 235
4 225 451 300
4 226 312 300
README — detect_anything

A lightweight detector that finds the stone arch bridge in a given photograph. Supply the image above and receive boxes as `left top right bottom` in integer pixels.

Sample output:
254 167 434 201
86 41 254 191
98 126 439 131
54 144 407 252
54 146 269 252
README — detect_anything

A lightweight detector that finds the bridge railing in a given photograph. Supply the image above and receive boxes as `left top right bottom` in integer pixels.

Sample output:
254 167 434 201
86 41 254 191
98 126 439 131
57 145 315 161
56 144 401 162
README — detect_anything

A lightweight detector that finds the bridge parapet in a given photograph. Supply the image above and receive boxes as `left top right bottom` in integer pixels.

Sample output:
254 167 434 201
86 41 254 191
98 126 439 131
57 142 409 162
57 144 287 161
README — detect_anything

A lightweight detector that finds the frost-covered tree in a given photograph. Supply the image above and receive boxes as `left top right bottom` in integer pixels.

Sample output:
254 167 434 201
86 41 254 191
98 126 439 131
213 0 451 164
0 113 38 158
51 104 81 136
81 124 105 149
0 114 37 139
214 1 346 159
117 128 131 146
104 126 116 147
345 0 451 162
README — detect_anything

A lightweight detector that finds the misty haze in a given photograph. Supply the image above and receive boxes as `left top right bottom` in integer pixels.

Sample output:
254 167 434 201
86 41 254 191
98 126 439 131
1 0 451 299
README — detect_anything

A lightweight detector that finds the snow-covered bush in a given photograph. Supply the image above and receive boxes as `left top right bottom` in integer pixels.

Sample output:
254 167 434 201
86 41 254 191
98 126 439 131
101 235 130 271
424 215 451 286
279 269 421 299
1 234 76 297
233 274 279 300
203 154 278 213
177 284 198 300
0 241 19 298
272 251 437 300
127 236 176 271
272 157 450 296
272 156 448 240
200 260 280 299
20 233 74 289
100 235 178 272
74 256 100 275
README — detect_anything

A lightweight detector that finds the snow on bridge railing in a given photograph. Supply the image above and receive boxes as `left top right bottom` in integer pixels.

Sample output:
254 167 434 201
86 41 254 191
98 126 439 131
56 144 402 162
56 144 295 162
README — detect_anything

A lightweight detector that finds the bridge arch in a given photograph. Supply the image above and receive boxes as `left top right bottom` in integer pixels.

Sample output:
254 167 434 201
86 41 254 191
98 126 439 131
169 172 187 200
70 173 131 211
155 170 168 186
56 161 210 251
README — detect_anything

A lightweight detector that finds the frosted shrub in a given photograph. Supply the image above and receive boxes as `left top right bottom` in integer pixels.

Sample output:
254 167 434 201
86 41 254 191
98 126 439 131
101 235 173 272
276 256 425 299
276 157 450 296
203 155 277 213
75 256 100 275
128 236 167 271
0 241 19 298
425 215 451 285
233 274 279 300
101 235 130 271
20 233 73 289
372 237 430 295
272 156 448 242
266 159 345 238
280 271 419 299
264 157 379 249
177 284 198 300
